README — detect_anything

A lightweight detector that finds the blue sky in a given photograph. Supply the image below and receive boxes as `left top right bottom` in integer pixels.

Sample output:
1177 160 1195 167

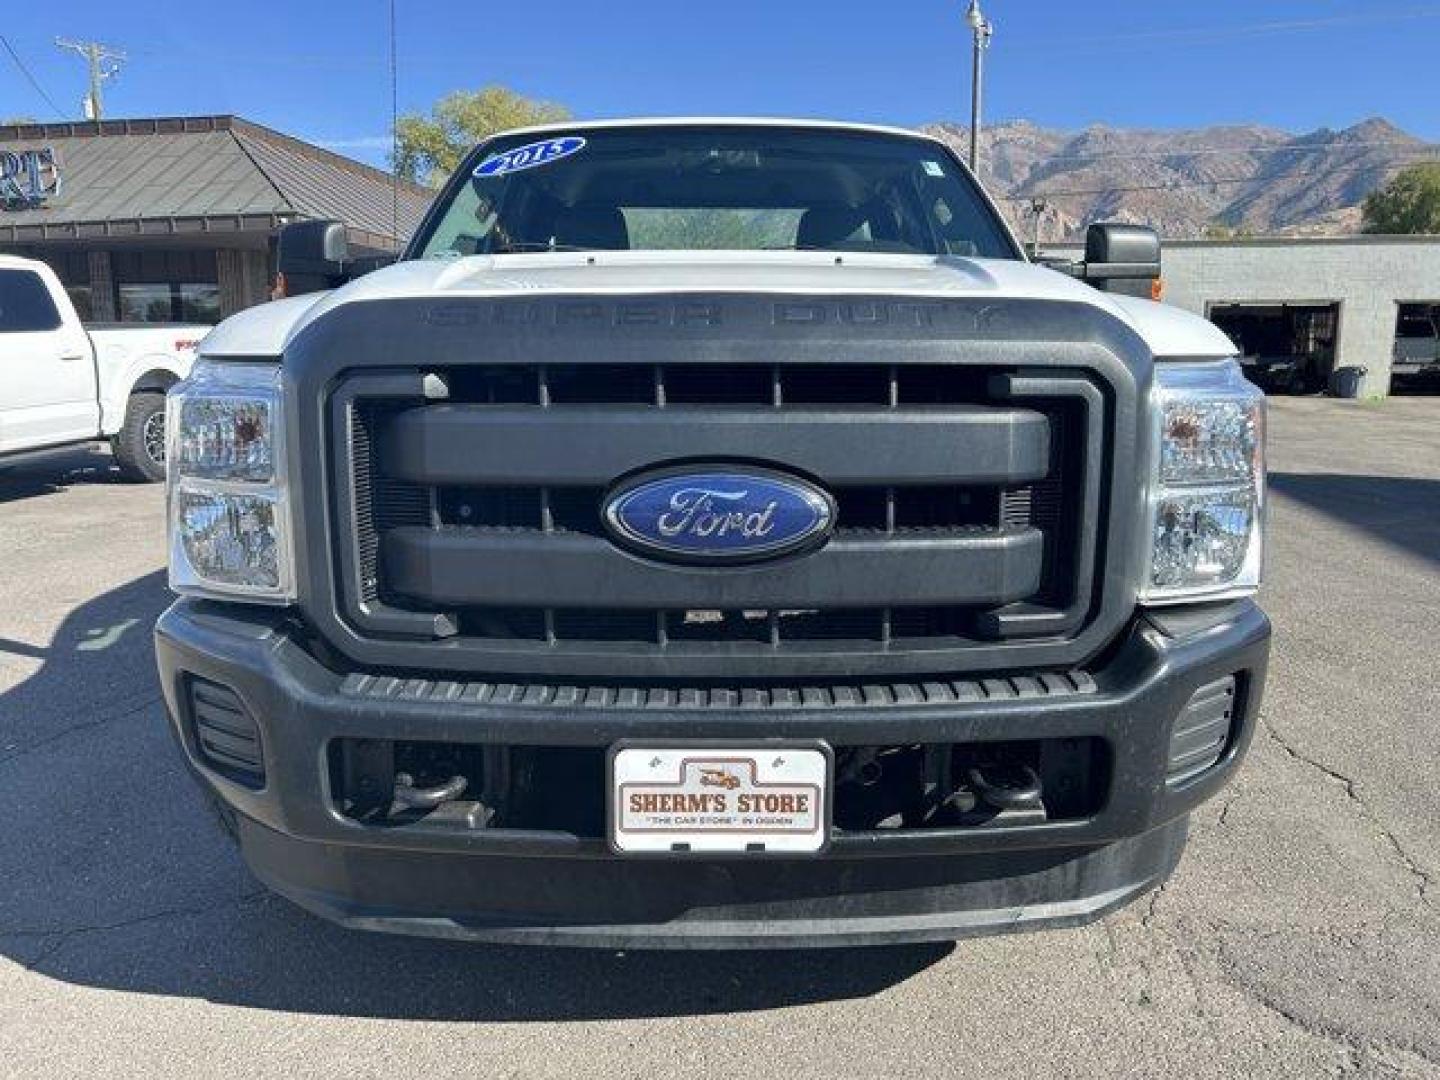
3 1 1438 167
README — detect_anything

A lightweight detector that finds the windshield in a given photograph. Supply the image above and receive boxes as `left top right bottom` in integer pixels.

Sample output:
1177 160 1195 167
412 125 1018 260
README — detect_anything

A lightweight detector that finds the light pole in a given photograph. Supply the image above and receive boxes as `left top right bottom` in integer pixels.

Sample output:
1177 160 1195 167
964 0 993 173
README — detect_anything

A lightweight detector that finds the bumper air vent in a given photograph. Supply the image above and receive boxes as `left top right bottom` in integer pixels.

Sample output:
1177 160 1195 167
188 677 265 788
1167 675 1236 784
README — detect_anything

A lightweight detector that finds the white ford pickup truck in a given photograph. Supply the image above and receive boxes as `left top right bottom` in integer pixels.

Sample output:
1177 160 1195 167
155 119 1271 949
0 254 208 481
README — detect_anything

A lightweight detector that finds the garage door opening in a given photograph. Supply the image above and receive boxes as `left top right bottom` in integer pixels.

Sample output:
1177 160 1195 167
1394 303 1440 386
1207 302 1340 394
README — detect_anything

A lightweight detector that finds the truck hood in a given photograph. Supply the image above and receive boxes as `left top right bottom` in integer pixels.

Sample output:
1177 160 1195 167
198 251 1236 360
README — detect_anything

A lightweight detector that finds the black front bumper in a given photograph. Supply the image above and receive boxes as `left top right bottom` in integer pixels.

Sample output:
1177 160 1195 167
155 599 1269 948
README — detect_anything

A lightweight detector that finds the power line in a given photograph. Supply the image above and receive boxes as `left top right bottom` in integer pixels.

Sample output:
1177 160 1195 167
0 35 65 119
1062 6 1440 48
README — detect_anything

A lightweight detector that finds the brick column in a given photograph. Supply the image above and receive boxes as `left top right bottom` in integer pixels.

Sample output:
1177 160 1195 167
217 248 276 316
87 250 116 321
216 249 245 317
241 249 270 308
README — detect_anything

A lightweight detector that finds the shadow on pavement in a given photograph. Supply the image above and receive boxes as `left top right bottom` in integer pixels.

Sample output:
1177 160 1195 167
1269 472 1440 568
0 446 127 505
0 571 949 1022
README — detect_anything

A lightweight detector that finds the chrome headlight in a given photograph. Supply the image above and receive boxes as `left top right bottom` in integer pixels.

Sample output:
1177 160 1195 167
1141 360 1265 604
165 361 295 603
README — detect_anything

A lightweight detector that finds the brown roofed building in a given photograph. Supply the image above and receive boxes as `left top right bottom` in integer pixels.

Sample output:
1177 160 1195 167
0 115 432 323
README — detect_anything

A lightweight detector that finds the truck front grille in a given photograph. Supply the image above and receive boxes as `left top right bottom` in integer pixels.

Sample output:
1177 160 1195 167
331 360 1107 680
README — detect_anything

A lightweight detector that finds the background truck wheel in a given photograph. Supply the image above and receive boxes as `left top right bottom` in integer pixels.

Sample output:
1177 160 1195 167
113 391 169 482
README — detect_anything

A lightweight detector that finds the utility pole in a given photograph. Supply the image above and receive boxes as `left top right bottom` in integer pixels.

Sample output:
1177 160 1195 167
55 39 126 120
1028 198 1048 257
389 0 401 246
963 0 993 173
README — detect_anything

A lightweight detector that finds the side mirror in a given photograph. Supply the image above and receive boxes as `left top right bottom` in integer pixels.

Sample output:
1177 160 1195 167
1079 223 1162 297
276 220 352 297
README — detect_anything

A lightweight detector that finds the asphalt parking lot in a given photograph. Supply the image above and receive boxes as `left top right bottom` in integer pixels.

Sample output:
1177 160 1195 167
0 396 1436 1079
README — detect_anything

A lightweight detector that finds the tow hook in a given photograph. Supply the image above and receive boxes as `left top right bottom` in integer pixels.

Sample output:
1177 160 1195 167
967 761 1044 813
390 772 467 813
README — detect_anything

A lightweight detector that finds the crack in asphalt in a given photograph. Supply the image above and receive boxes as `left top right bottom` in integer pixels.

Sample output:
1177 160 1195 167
6 890 271 972
1214 788 1241 829
1242 980 1365 1061
0 694 162 766
1138 917 1422 1073
1171 946 1234 1053
1140 879 1168 929
1262 720 1434 909
1214 951 1440 1074
1137 903 1440 1073
1118 913 1355 1062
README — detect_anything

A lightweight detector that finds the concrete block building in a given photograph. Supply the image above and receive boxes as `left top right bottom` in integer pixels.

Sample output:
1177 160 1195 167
1051 235 1440 397
1160 236 1440 398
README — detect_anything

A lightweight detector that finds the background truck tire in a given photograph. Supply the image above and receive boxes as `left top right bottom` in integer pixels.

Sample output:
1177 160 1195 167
113 391 169 482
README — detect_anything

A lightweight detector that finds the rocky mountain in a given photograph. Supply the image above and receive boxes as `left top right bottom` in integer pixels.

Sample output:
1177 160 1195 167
924 117 1430 240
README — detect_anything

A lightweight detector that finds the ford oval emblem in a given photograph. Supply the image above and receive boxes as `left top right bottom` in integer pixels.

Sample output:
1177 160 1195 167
604 468 835 564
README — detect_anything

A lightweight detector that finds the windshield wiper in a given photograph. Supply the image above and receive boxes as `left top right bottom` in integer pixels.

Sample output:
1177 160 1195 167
490 242 601 254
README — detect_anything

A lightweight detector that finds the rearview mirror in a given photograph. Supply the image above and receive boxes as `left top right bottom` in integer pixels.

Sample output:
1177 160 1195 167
276 219 386 297
1079 223 1161 296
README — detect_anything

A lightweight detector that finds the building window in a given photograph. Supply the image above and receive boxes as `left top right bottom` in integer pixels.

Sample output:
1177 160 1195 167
117 282 221 324
177 283 221 322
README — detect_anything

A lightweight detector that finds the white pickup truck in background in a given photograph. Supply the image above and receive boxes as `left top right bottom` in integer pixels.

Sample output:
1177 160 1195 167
1394 309 1440 379
0 254 208 481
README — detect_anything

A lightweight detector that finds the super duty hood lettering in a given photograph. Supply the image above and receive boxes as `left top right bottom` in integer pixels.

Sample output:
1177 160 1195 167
420 298 1014 334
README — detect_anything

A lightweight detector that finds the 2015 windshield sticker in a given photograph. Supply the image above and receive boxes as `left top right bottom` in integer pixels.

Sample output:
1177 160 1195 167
474 136 587 178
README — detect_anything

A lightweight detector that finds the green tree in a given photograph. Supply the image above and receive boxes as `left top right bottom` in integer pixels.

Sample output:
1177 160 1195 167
393 86 571 186
1362 163 1440 234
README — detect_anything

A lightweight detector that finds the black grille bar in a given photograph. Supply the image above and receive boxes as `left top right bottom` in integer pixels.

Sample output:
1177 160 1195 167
381 525 1044 609
378 404 1050 487
438 484 1001 535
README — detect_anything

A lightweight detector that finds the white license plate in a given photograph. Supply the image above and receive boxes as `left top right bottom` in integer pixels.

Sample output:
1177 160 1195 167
609 745 831 854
